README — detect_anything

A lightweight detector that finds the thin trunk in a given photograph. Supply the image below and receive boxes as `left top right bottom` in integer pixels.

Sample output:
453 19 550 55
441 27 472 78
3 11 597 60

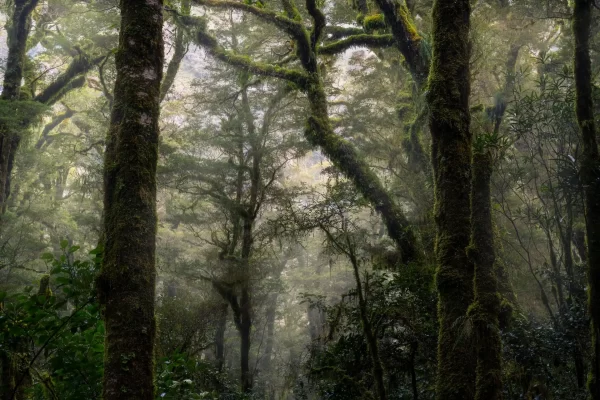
409 341 419 400
260 292 278 380
348 245 387 400
215 303 228 372
160 0 191 102
573 1 600 397
428 0 475 399
468 152 503 400
97 1 164 399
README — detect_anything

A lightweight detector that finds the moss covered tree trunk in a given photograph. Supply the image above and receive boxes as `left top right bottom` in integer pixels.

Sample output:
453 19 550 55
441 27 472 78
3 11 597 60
0 0 40 213
468 152 502 400
572 1 600 397
427 0 475 399
97 0 164 399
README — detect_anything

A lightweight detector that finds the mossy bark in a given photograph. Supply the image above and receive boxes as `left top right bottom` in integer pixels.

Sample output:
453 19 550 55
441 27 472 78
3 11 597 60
372 0 429 86
97 1 164 399
572 1 600 397
468 152 502 400
427 0 475 399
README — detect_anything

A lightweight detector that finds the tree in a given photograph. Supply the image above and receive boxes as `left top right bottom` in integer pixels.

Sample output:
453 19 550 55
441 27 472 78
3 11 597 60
573 0 600 397
427 0 474 399
95 0 164 398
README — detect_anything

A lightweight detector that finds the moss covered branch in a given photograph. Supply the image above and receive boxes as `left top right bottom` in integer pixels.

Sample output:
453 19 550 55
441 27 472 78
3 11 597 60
193 0 303 36
372 0 428 86
320 34 395 55
196 30 309 87
324 25 365 40
34 54 103 105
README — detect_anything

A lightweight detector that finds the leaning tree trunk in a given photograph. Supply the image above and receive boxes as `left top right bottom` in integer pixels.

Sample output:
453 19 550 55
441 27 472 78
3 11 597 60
468 152 502 400
96 1 164 399
427 0 475 399
573 1 600 398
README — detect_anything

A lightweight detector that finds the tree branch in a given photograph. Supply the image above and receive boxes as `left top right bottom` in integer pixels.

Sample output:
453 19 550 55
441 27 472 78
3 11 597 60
34 54 104 105
195 30 309 87
320 34 395 55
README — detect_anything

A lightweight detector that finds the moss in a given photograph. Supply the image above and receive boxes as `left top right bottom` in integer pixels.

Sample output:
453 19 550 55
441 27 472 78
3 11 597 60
319 34 395 56
397 4 420 42
363 14 386 32
37 275 52 297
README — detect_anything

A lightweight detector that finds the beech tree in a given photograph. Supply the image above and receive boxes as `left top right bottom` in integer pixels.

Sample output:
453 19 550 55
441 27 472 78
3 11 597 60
95 1 164 399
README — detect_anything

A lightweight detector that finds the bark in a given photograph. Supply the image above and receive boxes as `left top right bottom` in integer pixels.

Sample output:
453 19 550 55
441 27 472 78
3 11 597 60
468 152 502 400
427 0 475 399
573 1 600 397
96 1 164 399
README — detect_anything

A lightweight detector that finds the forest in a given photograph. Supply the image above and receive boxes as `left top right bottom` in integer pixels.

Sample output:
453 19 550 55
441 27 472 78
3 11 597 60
1 0 600 399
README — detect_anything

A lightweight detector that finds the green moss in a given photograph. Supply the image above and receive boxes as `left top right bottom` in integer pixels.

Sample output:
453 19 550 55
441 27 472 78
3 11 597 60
398 5 420 42
364 14 386 32
0 100 47 131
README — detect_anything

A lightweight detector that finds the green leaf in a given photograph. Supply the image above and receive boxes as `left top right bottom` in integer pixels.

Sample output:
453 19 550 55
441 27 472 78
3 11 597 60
60 239 69 249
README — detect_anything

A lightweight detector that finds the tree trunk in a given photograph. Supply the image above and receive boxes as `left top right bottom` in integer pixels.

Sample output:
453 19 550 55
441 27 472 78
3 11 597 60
0 351 15 400
348 248 387 400
427 0 475 399
573 1 600 397
96 1 164 399
215 303 228 372
468 152 502 400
